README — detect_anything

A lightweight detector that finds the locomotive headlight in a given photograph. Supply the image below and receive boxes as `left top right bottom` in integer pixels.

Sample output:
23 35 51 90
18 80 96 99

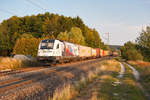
38 51 42 54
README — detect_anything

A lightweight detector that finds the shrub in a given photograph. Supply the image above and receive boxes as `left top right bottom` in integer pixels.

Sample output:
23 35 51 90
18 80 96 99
121 41 143 61
0 57 22 70
126 49 143 61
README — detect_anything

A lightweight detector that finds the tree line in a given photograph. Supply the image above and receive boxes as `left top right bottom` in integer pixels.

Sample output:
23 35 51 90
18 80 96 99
121 26 150 61
0 12 108 56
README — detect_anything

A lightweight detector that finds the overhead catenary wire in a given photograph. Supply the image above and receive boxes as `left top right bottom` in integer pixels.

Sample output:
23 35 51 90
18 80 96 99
0 9 16 15
25 0 47 12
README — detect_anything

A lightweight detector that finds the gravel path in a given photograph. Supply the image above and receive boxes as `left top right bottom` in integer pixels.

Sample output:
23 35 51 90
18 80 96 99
117 62 125 78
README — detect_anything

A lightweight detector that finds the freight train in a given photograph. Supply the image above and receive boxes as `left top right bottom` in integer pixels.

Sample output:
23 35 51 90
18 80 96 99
37 39 112 64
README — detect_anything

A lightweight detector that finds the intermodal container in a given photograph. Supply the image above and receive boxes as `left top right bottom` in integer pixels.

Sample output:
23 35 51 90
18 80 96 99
92 48 96 57
95 48 100 58
79 45 92 57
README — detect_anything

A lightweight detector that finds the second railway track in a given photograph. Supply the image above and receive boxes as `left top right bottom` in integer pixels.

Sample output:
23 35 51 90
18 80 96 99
0 57 111 99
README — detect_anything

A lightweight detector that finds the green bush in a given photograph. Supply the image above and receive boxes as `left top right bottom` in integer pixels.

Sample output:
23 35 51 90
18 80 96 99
121 41 143 61
126 49 143 61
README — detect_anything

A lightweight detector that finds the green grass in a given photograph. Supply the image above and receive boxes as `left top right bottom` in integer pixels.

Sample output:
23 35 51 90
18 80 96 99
94 62 145 100
49 60 146 100
128 61 150 93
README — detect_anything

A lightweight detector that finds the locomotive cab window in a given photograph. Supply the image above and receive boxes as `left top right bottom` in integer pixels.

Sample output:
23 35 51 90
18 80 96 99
40 40 54 49
56 44 59 49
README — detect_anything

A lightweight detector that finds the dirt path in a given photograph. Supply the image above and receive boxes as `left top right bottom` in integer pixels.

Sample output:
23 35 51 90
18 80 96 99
125 63 150 100
117 62 125 78
125 63 140 80
72 60 146 100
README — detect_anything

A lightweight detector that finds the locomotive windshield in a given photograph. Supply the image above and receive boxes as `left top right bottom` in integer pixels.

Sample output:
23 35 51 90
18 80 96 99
40 40 54 49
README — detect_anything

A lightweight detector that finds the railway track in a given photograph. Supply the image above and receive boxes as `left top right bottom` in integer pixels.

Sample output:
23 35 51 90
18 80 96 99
0 57 111 100
0 68 56 95
0 67 44 78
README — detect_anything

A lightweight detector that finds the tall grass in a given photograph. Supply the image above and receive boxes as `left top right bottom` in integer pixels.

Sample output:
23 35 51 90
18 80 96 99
100 60 120 73
0 57 23 70
0 57 38 70
128 60 150 80
51 84 76 100
128 60 150 93
49 67 101 100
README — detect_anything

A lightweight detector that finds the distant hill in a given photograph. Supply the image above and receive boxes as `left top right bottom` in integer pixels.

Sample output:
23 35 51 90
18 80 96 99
108 45 121 50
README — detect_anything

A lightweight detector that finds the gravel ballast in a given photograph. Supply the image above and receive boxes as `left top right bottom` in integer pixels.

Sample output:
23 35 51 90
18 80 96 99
0 58 110 100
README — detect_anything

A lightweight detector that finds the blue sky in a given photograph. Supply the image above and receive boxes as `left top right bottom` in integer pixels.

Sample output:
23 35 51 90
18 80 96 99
0 0 150 45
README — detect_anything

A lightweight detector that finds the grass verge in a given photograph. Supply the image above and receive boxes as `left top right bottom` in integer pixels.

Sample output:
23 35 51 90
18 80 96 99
128 60 150 93
0 57 23 70
92 62 145 100
47 59 146 100
48 65 101 100
49 59 120 100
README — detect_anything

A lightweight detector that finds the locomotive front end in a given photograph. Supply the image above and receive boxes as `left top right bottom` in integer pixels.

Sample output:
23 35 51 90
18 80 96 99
37 39 63 63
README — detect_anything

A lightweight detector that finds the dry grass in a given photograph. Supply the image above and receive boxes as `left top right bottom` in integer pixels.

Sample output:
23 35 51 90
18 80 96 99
50 60 121 100
128 60 150 67
0 57 38 71
51 60 146 100
72 60 145 100
0 57 23 70
50 67 101 100
128 60 150 93
128 60 150 79
97 63 145 100
91 91 98 100
50 84 76 100
100 60 120 74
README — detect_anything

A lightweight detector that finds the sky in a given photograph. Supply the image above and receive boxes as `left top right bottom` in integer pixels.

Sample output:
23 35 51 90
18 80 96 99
0 0 150 45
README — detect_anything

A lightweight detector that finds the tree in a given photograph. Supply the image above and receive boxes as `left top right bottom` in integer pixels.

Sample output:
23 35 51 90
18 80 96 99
135 45 150 61
120 41 143 60
57 31 69 41
136 26 150 61
83 27 103 48
0 12 106 56
42 16 59 37
68 27 85 45
136 26 150 50
21 33 33 39
57 27 86 45
13 38 41 57
42 34 55 40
